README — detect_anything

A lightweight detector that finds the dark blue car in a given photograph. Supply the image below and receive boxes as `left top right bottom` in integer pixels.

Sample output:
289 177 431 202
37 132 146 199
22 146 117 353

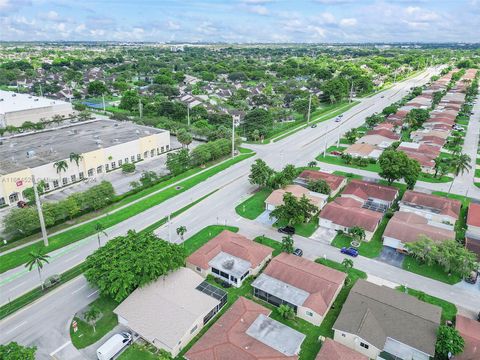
341 247 359 257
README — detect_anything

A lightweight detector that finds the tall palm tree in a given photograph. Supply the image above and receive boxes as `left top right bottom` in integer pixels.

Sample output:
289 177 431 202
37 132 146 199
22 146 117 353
94 222 108 248
448 153 472 194
69 152 83 176
53 160 69 187
176 225 187 241
25 250 50 290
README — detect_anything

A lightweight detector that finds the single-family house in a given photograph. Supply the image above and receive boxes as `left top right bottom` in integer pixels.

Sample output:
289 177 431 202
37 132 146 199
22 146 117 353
383 212 455 252
341 179 398 208
294 170 347 197
186 230 273 287
357 128 400 147
400 190 461 227
333 280 441 360
251 253 346 326
466 203 480 260
455 315 480 360
315 339 368 360
114 268 227 357
185 297 305 360
344 143 383 160
265 184 328 211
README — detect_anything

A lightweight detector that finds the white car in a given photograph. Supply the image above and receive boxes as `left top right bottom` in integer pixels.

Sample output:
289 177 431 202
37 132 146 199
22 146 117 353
97 332 132 360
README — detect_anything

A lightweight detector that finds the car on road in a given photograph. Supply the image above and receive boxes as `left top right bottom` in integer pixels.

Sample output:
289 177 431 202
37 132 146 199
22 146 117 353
97 332 132 360
338 114 344 118
43 274 61 289
278 226 295 235
341 247 359 257
293 248 303 257
334 117 341 122
381 95 385 98
311 124 317 128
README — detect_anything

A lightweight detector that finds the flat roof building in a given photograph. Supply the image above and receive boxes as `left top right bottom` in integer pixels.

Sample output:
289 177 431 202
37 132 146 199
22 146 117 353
0 119 170 206
114 267 226 357
0 90 74 128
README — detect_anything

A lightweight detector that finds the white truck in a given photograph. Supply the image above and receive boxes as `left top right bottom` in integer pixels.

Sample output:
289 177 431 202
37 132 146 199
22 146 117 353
96 332 132 360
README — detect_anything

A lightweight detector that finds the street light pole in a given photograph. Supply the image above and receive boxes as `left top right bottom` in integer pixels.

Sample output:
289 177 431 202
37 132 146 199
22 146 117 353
307 93 312 125
32 175 49 247
231 116 235 158
187 106 190 127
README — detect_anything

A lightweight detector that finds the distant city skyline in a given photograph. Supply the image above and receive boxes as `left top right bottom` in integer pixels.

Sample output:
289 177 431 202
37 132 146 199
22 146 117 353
0 0 479 43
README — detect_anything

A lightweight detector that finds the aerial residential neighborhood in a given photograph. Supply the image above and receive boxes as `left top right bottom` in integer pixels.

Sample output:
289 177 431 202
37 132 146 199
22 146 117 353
0 1 479 360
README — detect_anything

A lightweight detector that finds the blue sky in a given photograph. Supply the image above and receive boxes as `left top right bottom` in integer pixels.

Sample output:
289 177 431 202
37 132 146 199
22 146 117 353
1 0 479 43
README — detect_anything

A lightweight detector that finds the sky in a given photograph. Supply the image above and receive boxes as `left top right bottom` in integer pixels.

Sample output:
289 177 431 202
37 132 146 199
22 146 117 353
0 0 479 43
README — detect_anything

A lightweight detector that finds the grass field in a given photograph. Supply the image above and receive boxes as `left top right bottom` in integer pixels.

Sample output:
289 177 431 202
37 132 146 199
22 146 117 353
402 256 461 285
118 344 160 360
182 225 239 256
254 236 282 256
235 188 271 220
0 153 254 274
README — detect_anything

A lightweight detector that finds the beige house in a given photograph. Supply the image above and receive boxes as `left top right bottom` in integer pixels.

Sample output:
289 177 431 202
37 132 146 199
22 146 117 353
252 253 346 326
114 268 227 357
0 119 170 207
265 184 328 211
344 143 383 159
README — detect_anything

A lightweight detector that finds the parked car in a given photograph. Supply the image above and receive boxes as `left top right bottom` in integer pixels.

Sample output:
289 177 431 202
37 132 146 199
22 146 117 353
464 270 478 284
43 274 61 289
311 124 317 128
278 226 295 235
339 114 344 118
331 151 343 156
293 248 303 257
341 247 359 257
381 95 385 98
334 117 341 122
97 332 132 360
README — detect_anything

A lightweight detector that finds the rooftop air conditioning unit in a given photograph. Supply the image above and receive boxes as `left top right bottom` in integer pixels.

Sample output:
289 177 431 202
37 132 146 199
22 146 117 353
26 150 35 158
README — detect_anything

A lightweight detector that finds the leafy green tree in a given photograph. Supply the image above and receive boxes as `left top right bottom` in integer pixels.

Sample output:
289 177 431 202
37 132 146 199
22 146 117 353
342 258 354 270
270 193 318 226
176 129 193 149
122 163 136 173
405 108 429 129
280 164 299 183
378 150 409 184
119 90 140 111
277 304 295 320
404 159 421 189
25 249 50 290
308 179 331 195
281 235 294 254
84 305 101 332
249 159 275 188
85 230 185 302
176 225 187 241
166 149 191 176
94 222 108 248
322 77 349 103
344 128 358 144
0 342 36 360
348 226 366 242
435 325 464 360
243 108 273 139
87 80 108 96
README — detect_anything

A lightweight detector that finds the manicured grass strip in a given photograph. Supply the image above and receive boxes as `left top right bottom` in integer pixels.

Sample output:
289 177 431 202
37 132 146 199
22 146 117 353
274 216 319 238
0 153 254 274
0 262 86 320
396 285 457 322
315 259 367 338
118 344 161 360
235 188 271 220
254 236 282 257
182 225 239 256
70 295 119 349
402 256 461 285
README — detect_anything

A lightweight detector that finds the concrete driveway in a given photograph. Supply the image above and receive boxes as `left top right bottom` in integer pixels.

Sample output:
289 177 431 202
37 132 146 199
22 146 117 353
310 226 336 243
377 246 405 268
256 210 276 226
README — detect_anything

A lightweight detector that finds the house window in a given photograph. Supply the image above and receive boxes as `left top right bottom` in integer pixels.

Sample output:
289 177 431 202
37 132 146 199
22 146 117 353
111 162 116 169
166 145 170 151
161 146 165 153
150 149 155 157
105 164 110 171
71 175 76 182
124 158 128 164
131 155 135 162
62 177 68 185
306 311 313 317
137 154 141 161
360 342 369 349
118 160 123 166
97 166 103 174
44 183 50 191
53 180 59 188
157 148 160 155
0 197 5 206
9 193 19 202
190 325 198 334
143 151 148 158
88 169 94 177
79 172 84 180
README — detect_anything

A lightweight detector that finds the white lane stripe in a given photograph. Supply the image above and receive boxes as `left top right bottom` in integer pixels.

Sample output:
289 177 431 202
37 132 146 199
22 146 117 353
87 290 99 298
72 284 86 295
49 341 72 356
6 320 27 334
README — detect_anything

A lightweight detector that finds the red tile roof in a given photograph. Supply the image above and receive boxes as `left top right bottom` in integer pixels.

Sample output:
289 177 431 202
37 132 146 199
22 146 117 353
467 203 480 227
187 230 273 271
185 297 298 360
315 339 368 360
365 129 400 140
402 191 461 219
298 170 346 191
374 123 395 131
342 179 398 202
465 237 480 260
262 253 346 316
455 315 480 360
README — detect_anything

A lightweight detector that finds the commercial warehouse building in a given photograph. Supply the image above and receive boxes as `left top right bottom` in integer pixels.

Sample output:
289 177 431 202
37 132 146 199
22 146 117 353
0 90 74 128
0 119 170 207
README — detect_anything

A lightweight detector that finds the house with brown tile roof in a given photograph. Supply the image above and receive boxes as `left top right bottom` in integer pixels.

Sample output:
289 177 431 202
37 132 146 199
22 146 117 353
341 179 398 205
397 143 440 173
295 170 347 197
400 190 461 227
315 339 368 360
186 230 273 287
265 184 328 211
185 297 305 360
383 212 455 252
466 203 480 260
344 143 384 159
357 129 400 147
455 315 480 360
251 253 346 326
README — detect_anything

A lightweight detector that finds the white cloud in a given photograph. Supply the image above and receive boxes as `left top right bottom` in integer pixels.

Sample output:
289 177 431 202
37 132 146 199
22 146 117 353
166 20 180 30
339 17 357 27
247 5 269 15
0 0 10 9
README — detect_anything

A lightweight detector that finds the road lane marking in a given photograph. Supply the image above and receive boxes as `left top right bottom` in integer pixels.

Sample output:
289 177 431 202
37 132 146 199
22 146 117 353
9 280 27 291
6 320 27 334
87 290 99 298
49 341 72 356
72 284 86 294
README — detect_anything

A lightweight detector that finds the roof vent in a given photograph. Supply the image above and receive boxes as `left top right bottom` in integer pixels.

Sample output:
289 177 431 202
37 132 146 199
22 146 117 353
222 258 235 270
26 150 35 158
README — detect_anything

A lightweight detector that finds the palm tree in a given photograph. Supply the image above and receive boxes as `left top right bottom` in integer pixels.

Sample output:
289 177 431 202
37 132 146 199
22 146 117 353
342 258 354 270
176 225 187 241
451 153 472 176
25 249 50 290
69 152 83 176
83 305 101 333
53 160 69 187
348 226 366 243
94 222 108 248
278 304 295 320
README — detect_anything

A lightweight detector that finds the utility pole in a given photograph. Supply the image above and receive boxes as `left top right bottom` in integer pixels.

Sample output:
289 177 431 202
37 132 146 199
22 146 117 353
167 214 171 242
349 81 354 103
393 70 397 84
307 93 312 125
138 98 143 119
187 105 190 127
231 116 235 158
102 94 106 114
32 175 49 247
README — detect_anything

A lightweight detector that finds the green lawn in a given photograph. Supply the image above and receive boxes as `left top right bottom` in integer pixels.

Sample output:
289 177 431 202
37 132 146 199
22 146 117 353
70 296 119 349
274 216 319 238
396 286 457 322
182 225 239 256
331 216 390 258
118 344 164 360
0 153 254 274
254 236 282 256
235 188 271 220
402 256 461 285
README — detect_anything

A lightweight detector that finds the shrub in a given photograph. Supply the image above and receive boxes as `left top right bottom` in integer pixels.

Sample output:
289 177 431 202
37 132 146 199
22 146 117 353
121 163 136 173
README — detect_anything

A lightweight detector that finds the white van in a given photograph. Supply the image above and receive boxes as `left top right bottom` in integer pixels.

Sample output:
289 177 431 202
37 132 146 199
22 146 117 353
96 332 132 360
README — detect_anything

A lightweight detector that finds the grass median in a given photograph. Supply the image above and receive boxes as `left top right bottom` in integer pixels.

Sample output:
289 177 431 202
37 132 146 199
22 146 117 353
0 152 254 274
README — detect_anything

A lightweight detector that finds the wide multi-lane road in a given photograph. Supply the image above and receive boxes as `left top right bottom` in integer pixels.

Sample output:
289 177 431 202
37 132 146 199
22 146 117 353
0 66 446 305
